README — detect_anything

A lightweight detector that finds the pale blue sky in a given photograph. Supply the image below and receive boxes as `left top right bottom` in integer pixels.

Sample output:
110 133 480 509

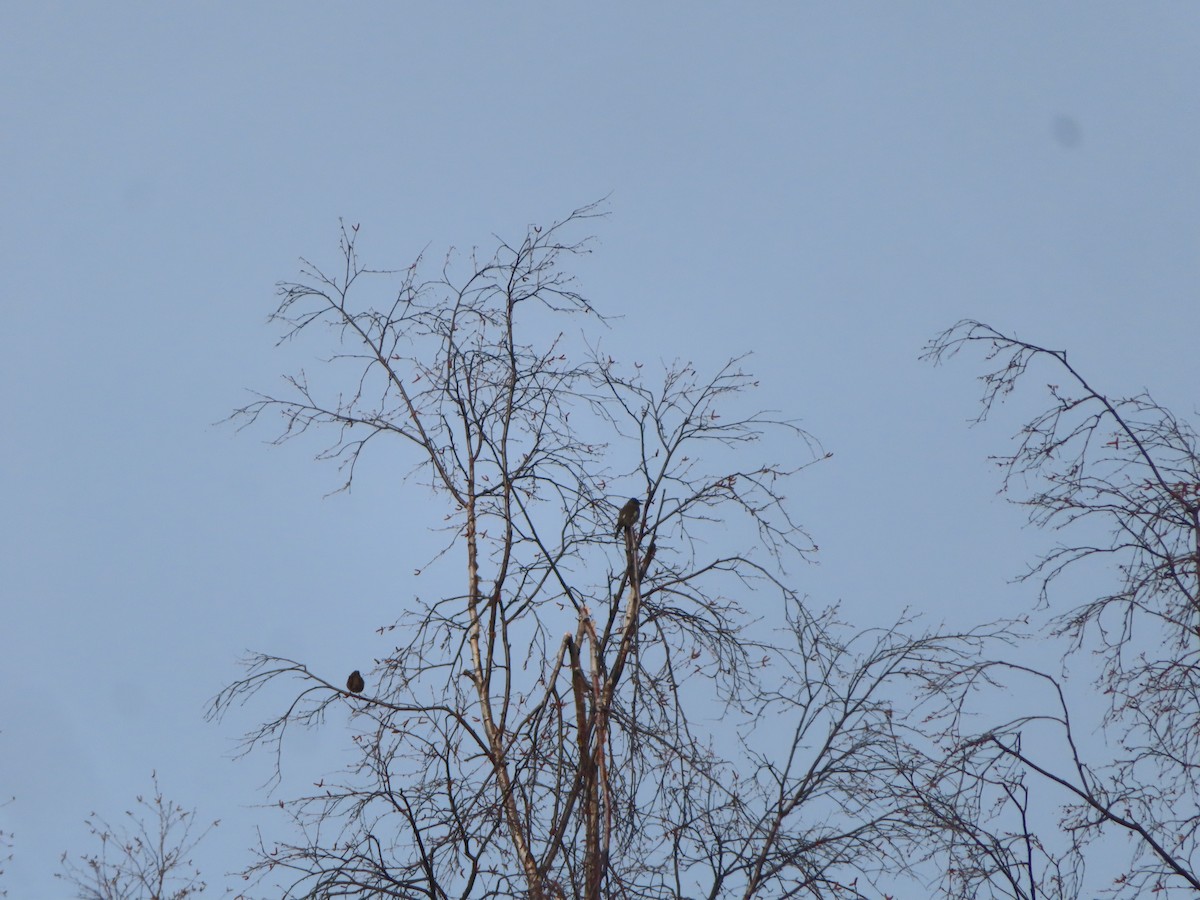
2 5 1197 895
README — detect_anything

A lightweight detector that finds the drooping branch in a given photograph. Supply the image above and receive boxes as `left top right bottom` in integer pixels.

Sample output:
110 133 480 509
924 319 1200 897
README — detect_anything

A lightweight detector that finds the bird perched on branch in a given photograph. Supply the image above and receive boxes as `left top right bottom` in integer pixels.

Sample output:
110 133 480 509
346 670 365 694
639 539 657 578
615 497 641 538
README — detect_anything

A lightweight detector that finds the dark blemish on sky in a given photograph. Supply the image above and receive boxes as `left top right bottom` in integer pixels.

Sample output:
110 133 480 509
1052 114 1082 149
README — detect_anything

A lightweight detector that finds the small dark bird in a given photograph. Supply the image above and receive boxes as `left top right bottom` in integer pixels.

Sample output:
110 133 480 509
639 539 657 578
615 497 641 538
346 670 365 694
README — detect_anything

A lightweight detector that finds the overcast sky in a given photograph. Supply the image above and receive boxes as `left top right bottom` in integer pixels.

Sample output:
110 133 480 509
2 5 1197 896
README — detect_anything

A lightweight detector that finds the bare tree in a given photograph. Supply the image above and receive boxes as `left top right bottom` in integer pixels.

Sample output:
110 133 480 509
924 320 1200 897
0 791 12 898
57 772 217 900
210 208 1034 898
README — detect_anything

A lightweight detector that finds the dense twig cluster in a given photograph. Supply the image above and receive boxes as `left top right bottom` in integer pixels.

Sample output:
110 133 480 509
56 772 215 900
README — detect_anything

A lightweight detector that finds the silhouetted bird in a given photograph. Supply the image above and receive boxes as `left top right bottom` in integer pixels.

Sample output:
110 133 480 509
639 539 657 578
346 670 365 694
615 497 641 538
